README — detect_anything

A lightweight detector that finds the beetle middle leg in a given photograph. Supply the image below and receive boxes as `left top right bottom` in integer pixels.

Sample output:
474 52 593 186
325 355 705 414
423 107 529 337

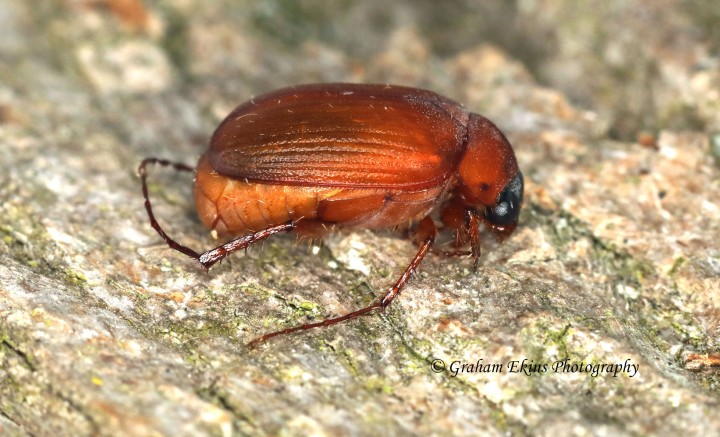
247 216 438 347
139 158 295 270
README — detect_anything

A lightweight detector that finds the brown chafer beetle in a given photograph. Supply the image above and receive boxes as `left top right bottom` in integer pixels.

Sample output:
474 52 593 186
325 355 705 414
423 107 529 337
139 83 524 345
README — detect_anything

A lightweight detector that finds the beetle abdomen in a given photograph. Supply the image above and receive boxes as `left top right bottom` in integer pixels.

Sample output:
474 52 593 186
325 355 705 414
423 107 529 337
194 154 448 237
194 154 319 236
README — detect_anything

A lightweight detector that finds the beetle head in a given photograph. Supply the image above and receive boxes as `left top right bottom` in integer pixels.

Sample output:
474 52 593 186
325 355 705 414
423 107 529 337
458 114 523 238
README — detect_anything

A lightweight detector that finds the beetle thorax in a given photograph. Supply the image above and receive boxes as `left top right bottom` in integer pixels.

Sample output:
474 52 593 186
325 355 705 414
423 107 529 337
457 114 519 208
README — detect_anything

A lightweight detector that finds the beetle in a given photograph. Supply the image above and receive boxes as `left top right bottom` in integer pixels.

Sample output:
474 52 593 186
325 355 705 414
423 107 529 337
138 83 524 346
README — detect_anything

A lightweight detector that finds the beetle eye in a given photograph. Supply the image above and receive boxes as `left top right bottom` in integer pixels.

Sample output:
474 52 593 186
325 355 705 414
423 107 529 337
484 172 524 226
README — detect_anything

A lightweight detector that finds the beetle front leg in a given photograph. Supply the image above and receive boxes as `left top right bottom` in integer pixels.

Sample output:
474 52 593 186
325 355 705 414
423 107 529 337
438 197 482 270
466 209 482 272
247 216 438 347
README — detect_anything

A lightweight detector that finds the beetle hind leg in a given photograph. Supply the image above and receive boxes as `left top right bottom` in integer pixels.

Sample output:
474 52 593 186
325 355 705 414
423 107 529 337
139 158 202 261
247 216 438 347
139 158 295 270
196 221 296 269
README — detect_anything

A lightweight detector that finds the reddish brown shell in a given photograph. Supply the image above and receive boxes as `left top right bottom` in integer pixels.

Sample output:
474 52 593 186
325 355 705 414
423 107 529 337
208 83 471 190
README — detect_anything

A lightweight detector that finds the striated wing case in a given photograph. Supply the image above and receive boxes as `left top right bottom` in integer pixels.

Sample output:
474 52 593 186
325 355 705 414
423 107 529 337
208 83 470 190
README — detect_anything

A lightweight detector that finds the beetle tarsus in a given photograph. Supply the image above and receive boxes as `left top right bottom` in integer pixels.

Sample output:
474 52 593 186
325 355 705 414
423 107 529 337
140 158 296 271
466 209 482 273
247 217 437 347
247 303 382 348
431 248 472 257
139 158 203 261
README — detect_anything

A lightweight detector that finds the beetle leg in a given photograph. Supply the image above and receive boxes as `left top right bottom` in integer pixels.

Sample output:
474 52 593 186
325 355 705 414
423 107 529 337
247 217 437 347
139 158 295 271
439 195 468 247
380 216 437 306
196 222 295 270
139 158 202 260
431 248 473 257
435 197 480 264
466 209 482 272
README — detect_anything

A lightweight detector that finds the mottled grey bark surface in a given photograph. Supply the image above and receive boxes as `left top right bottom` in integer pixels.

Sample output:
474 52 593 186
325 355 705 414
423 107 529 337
1 1 719 436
